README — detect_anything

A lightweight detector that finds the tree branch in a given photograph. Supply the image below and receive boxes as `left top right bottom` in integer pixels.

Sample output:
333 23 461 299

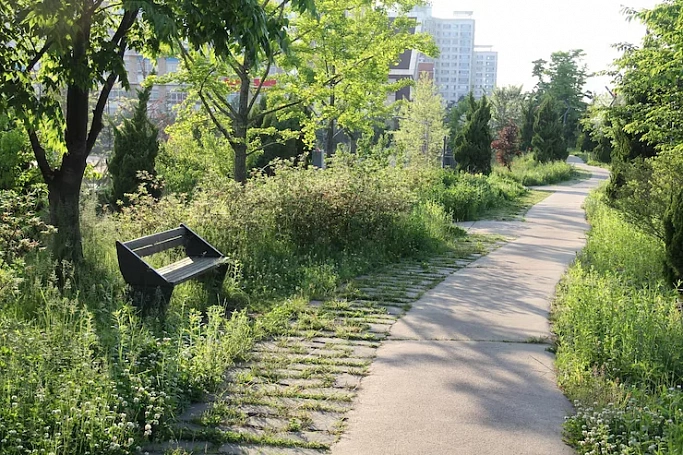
198 68 239 121
205 90 237 121
28 130 55 183
26 40 53 73
86 8 139 154
251 99 301 125
248 59 272 113
198 91 233 141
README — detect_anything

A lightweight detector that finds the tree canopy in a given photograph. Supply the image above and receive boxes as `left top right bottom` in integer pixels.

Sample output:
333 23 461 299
532 50 588 146
394 73 447 167
283 0 437 155
490 85 525 133
0 0 316 262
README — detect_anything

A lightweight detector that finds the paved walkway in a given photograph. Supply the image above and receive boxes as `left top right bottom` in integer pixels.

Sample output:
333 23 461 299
332 159 609 455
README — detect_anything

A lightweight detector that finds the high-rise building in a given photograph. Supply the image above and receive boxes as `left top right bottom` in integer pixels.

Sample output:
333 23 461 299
473 46 498 99
389 6 498 104
112 51 187 118
421 10 477 105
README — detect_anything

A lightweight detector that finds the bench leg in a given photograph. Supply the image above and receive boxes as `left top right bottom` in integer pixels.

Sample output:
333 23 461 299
129 285 174 315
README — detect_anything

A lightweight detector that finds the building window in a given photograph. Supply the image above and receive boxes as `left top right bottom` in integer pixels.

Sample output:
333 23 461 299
165 57 179 74
166 90 187 105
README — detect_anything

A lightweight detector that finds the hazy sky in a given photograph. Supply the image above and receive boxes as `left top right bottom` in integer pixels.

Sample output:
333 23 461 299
431 0 661 94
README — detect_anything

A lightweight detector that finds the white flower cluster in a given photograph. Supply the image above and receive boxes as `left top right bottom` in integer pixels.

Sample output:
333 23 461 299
567 388 683 455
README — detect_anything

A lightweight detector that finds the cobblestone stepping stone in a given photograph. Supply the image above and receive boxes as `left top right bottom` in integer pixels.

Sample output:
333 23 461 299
146 246 495 455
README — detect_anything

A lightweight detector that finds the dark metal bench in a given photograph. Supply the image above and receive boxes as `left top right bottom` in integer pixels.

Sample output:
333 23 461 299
116 224 228 310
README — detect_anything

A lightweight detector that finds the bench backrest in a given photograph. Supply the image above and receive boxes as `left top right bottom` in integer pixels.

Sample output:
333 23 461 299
124 227 186 257
121 224 223 260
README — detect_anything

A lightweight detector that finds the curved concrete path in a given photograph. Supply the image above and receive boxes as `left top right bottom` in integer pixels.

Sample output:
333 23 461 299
332 158 609 455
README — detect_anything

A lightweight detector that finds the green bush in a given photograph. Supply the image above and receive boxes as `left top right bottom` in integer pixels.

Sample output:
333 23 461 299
429 171 526 221
157 123 234 196
0 120 41 191
608 149 683 242
113 157 458 299
581 195 666 286
494 154 576 186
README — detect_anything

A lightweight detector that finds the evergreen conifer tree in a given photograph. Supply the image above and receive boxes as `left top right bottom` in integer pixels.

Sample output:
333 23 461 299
664 187 683 285
519 100 536 152
531 97 567 162
109 85 160 206
453 94 493 174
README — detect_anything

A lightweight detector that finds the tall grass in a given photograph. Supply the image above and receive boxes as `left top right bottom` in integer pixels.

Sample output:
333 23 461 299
421 169 528 221
494 154 577 186
553 190 683 453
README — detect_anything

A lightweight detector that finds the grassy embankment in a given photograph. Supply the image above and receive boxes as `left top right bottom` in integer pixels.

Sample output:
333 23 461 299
553 190 683 454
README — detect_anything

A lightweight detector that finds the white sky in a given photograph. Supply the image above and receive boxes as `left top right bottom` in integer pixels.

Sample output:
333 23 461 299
431 0 661 95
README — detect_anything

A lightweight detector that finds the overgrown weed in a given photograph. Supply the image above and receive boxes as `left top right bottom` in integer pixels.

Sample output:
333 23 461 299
553 190 683 453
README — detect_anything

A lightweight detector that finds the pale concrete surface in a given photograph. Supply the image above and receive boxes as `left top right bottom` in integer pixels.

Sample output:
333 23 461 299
332 161 609 455
457 220 528 239
334 342 574 455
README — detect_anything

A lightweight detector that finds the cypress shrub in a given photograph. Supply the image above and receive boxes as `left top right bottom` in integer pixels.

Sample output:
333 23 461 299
532 97 567 163
664 186 683 285
108 85 160 207
453 94 493 175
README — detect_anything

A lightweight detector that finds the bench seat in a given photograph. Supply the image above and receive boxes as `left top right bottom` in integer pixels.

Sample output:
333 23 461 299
157 256 228 285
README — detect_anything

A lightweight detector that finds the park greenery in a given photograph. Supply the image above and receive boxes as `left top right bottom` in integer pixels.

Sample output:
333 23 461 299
553 1 683 453
0 0 622 453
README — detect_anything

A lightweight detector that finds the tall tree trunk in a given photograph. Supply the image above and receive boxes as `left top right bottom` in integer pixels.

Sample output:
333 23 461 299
50 17 91 264
326 117 335 158
233 141 248 183
48 160 86 264
234 68 251 183
325 92 336 157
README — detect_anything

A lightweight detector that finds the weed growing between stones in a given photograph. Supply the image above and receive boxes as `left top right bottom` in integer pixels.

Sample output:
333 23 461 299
147 243 495 454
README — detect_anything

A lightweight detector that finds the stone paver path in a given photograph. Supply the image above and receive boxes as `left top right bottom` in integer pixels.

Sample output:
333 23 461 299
331 159 609 455
146 240 495 455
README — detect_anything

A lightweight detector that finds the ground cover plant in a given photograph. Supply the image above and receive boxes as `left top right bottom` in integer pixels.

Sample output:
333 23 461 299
553 191 683 454
494 154 579 186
